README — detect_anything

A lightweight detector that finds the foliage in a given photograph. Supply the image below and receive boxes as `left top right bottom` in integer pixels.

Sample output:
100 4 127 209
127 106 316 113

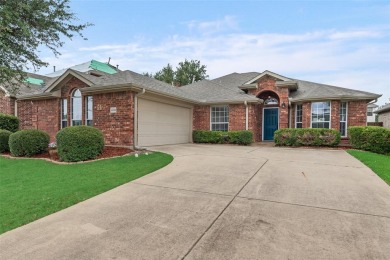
9 129 50 156
348 126 390 155
0 129 12 152
154 63 175 85
0 113 19 132
348 150 390 185
274 128 341 147
56 126 104 162
0 152 173 234
175 59 208 86
0 0 91 92
193 130 253 145
145 59 208 86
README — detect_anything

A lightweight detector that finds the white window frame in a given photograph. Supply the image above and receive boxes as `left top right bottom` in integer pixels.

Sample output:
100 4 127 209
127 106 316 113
295 104 303 128
210 105 229 131
310 101 331 129
85 96 93 126
340 102 348 137
61 98 67 129
71 89 82 126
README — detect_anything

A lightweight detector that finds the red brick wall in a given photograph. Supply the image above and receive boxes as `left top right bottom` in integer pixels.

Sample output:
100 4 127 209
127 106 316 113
18 98 60 141
229 104 245 130
348 100 367 127
17 77 136 146
248 103 262 141
93 91 135 146
248 75 290 129
296 100 367 130
331 100 340 131
302 102 311 128
193 105 210 130
0 91 15 115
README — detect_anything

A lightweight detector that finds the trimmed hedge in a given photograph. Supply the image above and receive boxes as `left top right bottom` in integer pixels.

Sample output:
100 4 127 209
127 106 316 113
56 126 104 162
193 130 253 145
0 129 12 152
0 113 19 132
274 128 341 147
348 126 390 155
9 129 50 157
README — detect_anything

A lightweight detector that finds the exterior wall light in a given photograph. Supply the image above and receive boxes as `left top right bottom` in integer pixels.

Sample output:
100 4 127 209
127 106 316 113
282 102 286 108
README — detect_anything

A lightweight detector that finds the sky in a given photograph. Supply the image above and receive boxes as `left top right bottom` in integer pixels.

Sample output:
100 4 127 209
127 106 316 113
36 0 390 105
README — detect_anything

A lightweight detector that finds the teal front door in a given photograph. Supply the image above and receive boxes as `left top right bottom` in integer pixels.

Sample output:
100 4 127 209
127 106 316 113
263 108 279 141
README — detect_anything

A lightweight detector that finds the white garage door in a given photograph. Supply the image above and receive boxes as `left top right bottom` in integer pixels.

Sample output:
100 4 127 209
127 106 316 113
138 98 191 146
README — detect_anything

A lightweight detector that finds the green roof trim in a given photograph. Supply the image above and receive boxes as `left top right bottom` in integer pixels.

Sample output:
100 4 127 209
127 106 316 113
25 77 44 86
89 60 118 74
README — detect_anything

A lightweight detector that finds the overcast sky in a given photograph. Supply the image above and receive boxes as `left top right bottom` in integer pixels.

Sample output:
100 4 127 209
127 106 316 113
36 0 390 105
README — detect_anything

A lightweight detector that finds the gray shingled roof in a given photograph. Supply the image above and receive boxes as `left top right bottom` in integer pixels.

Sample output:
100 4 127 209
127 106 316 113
180 79 259 103
210 72 260 89
211 71 380 101
289 79 381 101
374 103 390 114
7 62 381 104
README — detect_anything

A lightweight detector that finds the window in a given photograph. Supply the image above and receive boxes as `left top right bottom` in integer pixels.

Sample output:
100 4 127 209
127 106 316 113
340 102 347 136
85 96 93 126
61 98 67 128
71 89 82 126
211 106 229 131
295 104 302 128
311 101 331 128
367 108 373 116
264 96 279 105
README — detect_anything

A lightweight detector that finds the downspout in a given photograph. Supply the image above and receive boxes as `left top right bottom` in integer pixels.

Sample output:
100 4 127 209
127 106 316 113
133 88 146 149
14 99 18 117
244 101 248 130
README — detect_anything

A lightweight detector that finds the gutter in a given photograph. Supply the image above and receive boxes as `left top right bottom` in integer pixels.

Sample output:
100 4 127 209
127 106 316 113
244 101 248 130
133 88 146 149
290 95 382 103
16 90 61 100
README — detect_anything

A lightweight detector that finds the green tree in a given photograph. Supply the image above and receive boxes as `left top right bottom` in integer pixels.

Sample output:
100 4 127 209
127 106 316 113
154 63 175 85
175 59 208 86
144 60 208 86
0 0 92 92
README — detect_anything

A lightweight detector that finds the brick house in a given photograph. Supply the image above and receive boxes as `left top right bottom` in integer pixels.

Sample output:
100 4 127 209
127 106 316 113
375 104 390 128
0 60 382 147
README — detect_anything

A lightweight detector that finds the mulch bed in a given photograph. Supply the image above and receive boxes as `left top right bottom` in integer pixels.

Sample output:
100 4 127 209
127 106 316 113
1 146 134 162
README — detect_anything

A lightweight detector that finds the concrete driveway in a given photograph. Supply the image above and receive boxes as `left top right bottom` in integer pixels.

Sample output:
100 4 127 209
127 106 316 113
1 144 389 259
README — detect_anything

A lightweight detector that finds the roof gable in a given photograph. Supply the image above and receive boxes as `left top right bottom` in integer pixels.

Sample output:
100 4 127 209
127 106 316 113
44 69 95 93
244 70 292 84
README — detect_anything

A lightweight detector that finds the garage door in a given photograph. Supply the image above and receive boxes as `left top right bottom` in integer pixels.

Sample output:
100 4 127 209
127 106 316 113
138 98 191 146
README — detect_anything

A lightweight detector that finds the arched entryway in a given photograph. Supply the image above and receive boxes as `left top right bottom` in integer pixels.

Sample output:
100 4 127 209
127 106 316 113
258 91 280 141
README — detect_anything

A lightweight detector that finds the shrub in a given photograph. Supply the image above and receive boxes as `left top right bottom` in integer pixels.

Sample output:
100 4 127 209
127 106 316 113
348 126 390 155
229 131 253 145
9 129 50 157
0 113 19 132
192 130 253 145
0 129 12 152
56 126 104 162
274 128 340 147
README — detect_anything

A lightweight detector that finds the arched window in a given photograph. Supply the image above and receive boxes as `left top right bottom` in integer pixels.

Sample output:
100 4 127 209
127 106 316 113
71 89 82 125
264 96 279 105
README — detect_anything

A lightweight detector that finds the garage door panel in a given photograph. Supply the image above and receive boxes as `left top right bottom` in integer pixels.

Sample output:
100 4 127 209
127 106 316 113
138 99 191 146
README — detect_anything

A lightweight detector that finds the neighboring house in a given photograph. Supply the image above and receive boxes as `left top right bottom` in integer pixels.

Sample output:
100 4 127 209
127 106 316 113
374 104 390 128
0 60 382 147
367 103 378 123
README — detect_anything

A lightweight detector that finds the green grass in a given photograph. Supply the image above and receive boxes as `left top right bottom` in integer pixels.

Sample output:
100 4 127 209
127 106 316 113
347 150 390 185
0 152 173 234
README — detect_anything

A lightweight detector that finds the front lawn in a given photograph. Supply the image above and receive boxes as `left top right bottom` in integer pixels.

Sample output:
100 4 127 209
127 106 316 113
347 150 390 185
0 152 173 234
